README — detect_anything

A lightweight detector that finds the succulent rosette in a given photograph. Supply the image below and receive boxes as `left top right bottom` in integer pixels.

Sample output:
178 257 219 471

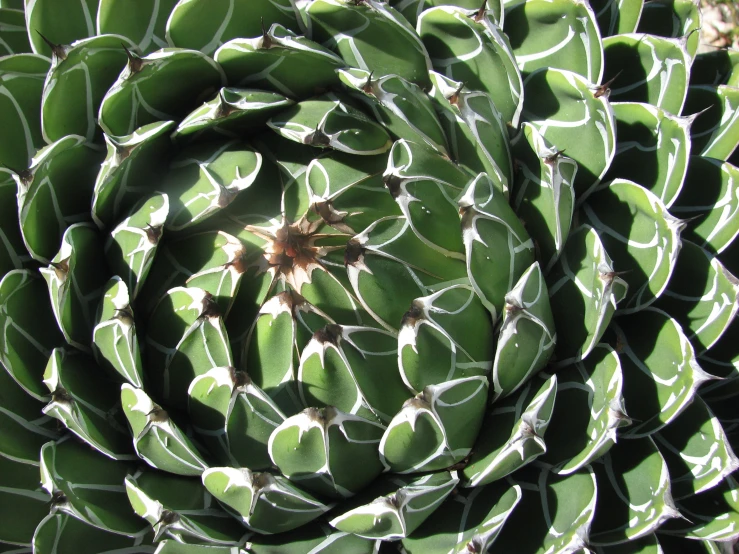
1 0 739 552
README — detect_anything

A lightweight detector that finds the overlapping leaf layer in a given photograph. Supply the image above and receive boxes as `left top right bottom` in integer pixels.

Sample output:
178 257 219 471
1 0 739 552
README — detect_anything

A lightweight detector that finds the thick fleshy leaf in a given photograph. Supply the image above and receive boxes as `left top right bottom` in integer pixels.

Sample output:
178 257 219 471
418 5 523 128
98 47 225 137
511 122 576 271
214 24 345 100
163 140 264 231
684 85 739 162
541 344 630 474
401 480 522 554
0 8 30 55
605 102 691 208
590 0 644 37
96 0 179 54
0 269 63 400
505 0 603 83
659 474 739 542
398 284 493 394
636 0 701 58
492 262 555 398
494 467 598 554
40 35 135 143
125 470 247 545
582 179 682 313
0 170 31 276
15 135 104 263
462 374 557 487
546 225 627 365
0 53 48 172
40 222 107 351
188 366 286 470
32 513 155 554
25 0 97 57
589 437 679 545
269 406 384 498
146 287 233 410
39 438 146 537
655 396 739 500
602 33 690 115
612 308 711 437
202 466 334 535
43 348 135 460
92 277 143 387
0 368 59 463
655 239 739 353
165 0 302 56
691 49 739 88
426 71 512 187
0 455 49 546
121 384 209 476
670 156 739 255
307 0 432 88
298 324 410 423
522 67 616 197
379 375 488 473
92 120 176 229
329 471 459 541
459 172 535 320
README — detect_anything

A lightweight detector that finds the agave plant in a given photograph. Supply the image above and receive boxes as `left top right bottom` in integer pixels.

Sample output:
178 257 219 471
1 0 739 552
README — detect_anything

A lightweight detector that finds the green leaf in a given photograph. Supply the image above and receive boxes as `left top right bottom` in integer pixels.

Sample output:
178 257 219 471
691 49 739 88
0 368 59 464
540 343 630 474
401 480 522 554
670 156 739 255
505 0 603 83
602 33 690 115
510 122 576 272
684 85 739 162
605 102 691 208
460 172 535 320
96 0 179 54
612 308 711 437
582 179 682 313
655 239 739 353
40 222 108 351
25 0 97 57
0 170 31 276
202 466 334 535
492 262 555 398
329 471 459 540
40 35 135 143
16 135 104 263
462 374 557 486
398 284 493 394
214 24 345 100
0 53 48 172
307 0 432 88
589 437 679 545
521 67 616 197
654 396 739 500
546 225 627 365
188 366 286 470
637 0 701 59
98 47 225 137
166 0 303 56
0 455 49 547
0 269 63 400
269 406 385 498
121 384 209 476
379 375 488 473
43 348 135 460
418 6 523 128
590 0 643 37
92 120 175 229
125 470 247 545
494 467 597 553
0 8 30 55
39 438 147 537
